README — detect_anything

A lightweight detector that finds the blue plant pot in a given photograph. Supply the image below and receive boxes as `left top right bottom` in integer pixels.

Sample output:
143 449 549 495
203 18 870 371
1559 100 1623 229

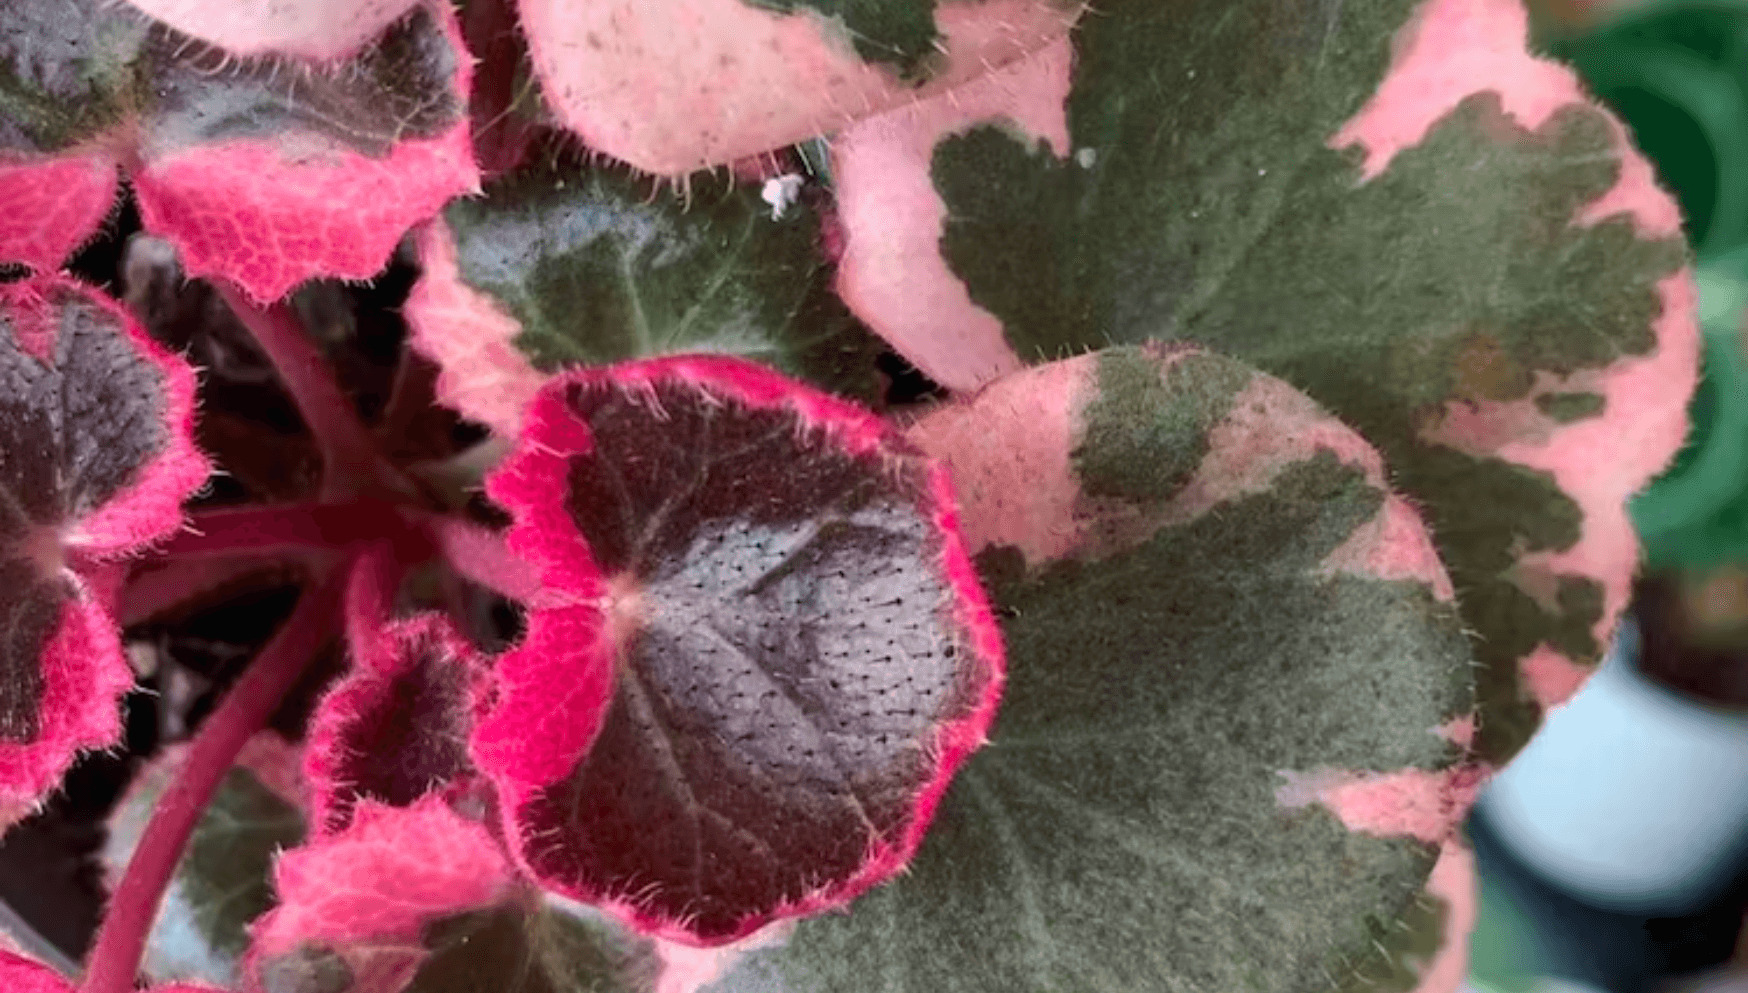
1477 619 1748 917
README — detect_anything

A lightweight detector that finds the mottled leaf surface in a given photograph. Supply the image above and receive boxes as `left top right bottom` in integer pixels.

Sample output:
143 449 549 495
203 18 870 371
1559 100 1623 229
101 735 307 988
706 345 1477 993
474 356 1004 944
839 0 1697 762
0 276 208 823
419 160 880 423
0 0 477 301
744 0 940 77
513 0 1081 174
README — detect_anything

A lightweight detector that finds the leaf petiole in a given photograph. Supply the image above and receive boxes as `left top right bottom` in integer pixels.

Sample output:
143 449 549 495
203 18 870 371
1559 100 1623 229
80 565 348 993
213 282 416 503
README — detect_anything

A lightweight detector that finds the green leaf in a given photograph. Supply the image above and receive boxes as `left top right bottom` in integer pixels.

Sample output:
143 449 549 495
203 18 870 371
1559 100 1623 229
0 0 146 154
102 738 307 988
404 898 660 993
705 345 1476 993
915 0 1691 762
744 0 940 78
434 159 881 403
134 5 462 157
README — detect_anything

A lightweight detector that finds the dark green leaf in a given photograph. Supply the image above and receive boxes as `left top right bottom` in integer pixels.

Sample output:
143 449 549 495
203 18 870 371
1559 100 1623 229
441 161 881 403
405 899 660 993
744 0 940 78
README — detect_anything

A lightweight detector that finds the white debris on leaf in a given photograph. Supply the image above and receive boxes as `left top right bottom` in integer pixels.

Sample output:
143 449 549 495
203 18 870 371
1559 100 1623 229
760 174 805 220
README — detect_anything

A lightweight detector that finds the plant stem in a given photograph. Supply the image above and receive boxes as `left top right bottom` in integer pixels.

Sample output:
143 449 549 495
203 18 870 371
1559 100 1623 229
80 568 347 993
214 282 403 502
157 501 411 560
462 0 537 177
117 556 298 628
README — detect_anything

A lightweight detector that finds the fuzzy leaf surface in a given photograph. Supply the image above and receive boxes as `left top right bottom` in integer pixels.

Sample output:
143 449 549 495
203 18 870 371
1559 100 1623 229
473 355 1004 945
0 0 477 301
406 161 879 437
118 0 423 60
0 276 209 824
0 949 220 993
832 0 1699 762
705 345 1480 992
246 797 511 993
246 797 662 993
513 0 1082 175
304 553 486 835
102 735 308 988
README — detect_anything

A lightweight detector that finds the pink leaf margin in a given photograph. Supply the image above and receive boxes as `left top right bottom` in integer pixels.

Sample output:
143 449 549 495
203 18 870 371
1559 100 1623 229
1 944 227 993
914 345 1481 991
1273 762 1491 993
36 279 214 561
0 155 121 274
472 354 1006 946
131 0 481 304
1 3 479 302
243 796 511 978
830 31 1071 393
905 344 1457 601
0 950 74 993
118 0 423 61
514 0 1084 177
2 276 210 827
402 219 546 438
0 590 135 829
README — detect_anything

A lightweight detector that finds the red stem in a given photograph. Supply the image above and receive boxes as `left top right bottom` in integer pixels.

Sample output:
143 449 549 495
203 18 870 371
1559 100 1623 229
81 568 347 993
462 0 537 178
214 282 402 501
157 501 411 560
118 556 299 628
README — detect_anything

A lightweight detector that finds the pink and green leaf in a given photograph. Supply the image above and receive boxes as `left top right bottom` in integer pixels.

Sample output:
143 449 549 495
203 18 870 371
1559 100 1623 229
704 344 1480 992
829 0 1700 763
0 0 478 303
0 276 210 826
514 0 1083 175
404 161 880 437
245 796 512 993
245 796 662 993
472 355 1004 945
